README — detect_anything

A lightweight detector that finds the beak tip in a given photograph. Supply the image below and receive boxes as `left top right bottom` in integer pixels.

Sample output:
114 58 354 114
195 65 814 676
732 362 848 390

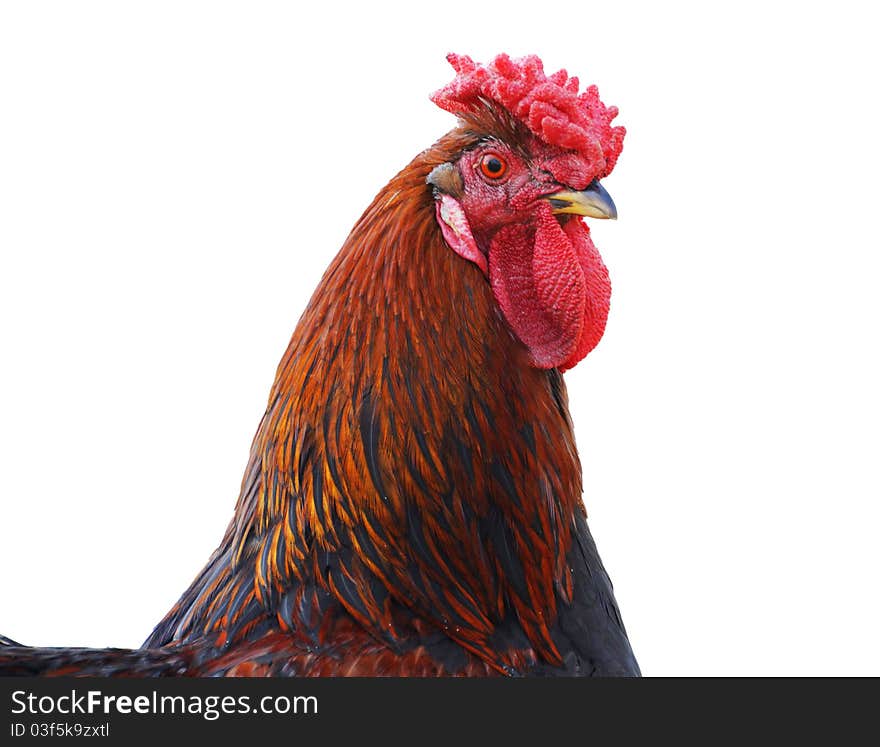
546 181 617 221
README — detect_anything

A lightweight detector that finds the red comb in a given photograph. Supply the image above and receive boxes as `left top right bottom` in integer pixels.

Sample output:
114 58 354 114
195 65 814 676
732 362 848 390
431 53 625 179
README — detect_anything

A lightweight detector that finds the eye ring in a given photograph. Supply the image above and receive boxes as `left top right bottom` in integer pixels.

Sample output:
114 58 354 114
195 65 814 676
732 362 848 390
478 153 508 181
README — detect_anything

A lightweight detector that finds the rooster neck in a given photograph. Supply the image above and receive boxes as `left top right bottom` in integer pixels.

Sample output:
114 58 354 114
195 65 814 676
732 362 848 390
155 137 587 672
252 139 585 669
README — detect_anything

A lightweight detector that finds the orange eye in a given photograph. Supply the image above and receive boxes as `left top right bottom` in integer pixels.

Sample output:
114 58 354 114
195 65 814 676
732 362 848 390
479 153 507 180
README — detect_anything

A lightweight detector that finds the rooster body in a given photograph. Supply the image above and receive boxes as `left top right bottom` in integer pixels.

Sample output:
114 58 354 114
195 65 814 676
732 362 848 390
1 54 639 677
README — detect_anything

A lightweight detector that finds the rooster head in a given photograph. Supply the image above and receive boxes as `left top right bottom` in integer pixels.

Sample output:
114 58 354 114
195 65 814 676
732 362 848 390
428 53 624 372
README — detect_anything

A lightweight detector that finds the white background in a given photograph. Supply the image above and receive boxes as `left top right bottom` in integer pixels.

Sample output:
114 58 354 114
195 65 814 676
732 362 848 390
1 1 877 676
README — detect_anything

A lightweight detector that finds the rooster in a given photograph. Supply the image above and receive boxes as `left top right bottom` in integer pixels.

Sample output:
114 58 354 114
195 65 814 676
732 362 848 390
0 53 639 677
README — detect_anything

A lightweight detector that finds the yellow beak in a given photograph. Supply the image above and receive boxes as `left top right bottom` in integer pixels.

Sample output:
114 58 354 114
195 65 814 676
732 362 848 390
546 180 617 220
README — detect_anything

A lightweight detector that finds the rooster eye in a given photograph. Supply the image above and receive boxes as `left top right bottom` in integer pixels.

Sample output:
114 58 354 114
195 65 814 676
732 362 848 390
479 153 508 181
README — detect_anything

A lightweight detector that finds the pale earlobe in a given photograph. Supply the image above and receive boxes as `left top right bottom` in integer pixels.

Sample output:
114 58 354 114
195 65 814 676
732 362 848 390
433 194 487 276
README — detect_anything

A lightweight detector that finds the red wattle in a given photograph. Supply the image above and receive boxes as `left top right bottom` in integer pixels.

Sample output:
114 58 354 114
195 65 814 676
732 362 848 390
489 204 610 371
559 216 611 370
